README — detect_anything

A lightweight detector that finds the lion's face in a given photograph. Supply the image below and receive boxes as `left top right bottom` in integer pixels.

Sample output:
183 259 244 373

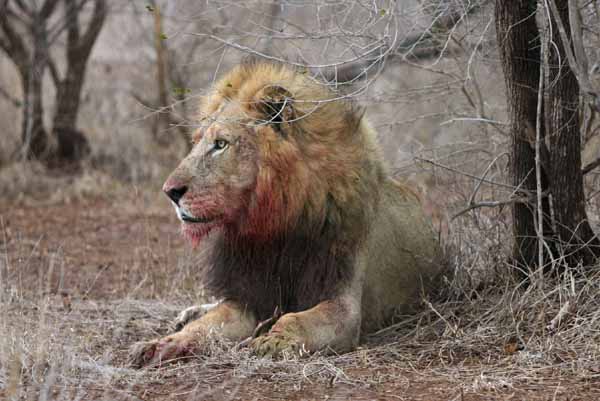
163 101 260 245
163 62 368 245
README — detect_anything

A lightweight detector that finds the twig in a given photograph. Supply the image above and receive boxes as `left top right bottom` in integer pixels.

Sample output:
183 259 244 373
547 0 600 110
187 32 388 70
0 85 21 107
252 306 282 338
424 300 458 337
467 152 510 206
582 157 600 175
415 156 521 192
535 34 546 281
451 198 526 221
450 152 516 220
525 120 551 174
547 299 575 332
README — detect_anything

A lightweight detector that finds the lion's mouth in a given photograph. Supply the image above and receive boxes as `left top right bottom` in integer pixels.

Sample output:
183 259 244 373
181 213 214 224
172 202 218 224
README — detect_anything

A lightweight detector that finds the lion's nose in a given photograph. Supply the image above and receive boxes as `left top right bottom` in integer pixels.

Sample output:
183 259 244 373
164 185 188 205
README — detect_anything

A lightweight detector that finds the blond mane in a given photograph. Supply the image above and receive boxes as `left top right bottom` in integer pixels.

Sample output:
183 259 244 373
199 61 390 237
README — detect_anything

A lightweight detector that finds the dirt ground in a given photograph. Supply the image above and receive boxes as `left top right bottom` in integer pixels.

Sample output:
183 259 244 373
1 196 599 401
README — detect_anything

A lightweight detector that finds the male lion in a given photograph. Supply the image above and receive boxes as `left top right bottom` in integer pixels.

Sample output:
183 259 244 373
129 61 441 368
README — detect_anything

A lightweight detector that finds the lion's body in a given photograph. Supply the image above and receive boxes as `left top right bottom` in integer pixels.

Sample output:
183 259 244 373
129 61 441 367
361 179 441 331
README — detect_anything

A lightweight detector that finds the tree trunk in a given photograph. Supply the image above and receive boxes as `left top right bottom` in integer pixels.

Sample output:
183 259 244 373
21 16 51 160
152 3 170 143
495 0 553 272
1 0 104 167
545 0 600 265
52 58 91 163
20 69 48 159
50 0 107 163
53 61 86 130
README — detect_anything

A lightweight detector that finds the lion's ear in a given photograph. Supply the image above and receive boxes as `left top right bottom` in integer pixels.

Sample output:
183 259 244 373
255 85 295 134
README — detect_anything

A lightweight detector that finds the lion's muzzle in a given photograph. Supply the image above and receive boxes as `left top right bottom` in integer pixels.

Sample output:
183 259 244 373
164 179 215 224
164 183 188 206
170 201 215 224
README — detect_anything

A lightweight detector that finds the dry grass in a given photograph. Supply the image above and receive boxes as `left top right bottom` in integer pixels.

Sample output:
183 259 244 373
0 162 128 203
2 270 599 400
1 174 599 400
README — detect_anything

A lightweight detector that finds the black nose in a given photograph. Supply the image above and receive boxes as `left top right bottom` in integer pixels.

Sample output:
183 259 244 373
165 185 188 205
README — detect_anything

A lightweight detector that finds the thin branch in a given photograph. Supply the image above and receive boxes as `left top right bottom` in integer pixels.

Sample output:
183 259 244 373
47 56 61 86
568 0 588 76
47 0 88 45
79 0 107 51
40 0 60 19
65 0 82 48
547 0 599 109
0 35 9 53
415 156 520 192
0 85 22 107
321 0 488 83
467 152 510 206
525 120 552 174
0 2 30 72
5 3 29 25
451 152 523 221
546 299 575 332
582 157 600 175
535 34 546 281
451 198 526 221
187 31 388 70
130 91 156 110
12 0 30 16
63 0 106 65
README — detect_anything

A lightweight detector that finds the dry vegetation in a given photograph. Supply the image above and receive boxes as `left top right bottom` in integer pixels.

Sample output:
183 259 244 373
1 0 600 400
1 192 599 400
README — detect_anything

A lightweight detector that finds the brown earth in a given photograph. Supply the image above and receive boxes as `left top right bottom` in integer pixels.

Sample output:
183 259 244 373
1 197 598 401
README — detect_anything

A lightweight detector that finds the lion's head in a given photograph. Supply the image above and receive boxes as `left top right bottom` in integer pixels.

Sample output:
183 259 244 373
163 61 383 245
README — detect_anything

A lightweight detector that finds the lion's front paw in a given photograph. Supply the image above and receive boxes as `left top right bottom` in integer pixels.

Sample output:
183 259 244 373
127 334 194 369
250 333 307 358
170 303 220 333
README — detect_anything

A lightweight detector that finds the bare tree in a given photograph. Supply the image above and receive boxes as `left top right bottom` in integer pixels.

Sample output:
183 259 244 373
147 2 170 144
495 0 551 272
496 0 599 272
128 0 212 152
0 0 107 166
545 0 599 266
325 0 486 83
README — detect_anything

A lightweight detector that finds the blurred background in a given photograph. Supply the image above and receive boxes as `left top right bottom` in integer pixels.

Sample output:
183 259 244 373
0 0 510 207
4 0 597 226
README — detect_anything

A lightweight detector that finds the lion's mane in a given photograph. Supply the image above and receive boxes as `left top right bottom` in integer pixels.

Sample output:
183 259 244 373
199 61 411 320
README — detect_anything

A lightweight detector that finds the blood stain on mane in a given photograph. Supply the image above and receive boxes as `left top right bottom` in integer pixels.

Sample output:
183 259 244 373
197 61 404 320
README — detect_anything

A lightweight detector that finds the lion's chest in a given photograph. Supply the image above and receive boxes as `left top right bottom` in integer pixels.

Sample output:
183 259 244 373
203 234 354 320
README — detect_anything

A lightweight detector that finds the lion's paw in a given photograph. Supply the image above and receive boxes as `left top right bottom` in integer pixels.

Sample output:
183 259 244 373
170 303 219 333
127 334 194 369
250 334 308 358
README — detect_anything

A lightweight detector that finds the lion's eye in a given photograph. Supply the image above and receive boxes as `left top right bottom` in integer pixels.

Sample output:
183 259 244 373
213 139 229 150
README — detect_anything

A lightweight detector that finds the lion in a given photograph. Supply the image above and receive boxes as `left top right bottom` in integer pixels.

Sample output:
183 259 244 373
128 60 442 368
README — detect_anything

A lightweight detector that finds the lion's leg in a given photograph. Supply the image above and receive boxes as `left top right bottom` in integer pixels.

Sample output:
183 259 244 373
170 302 220 333
129 301 256 368
251 294 361 357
